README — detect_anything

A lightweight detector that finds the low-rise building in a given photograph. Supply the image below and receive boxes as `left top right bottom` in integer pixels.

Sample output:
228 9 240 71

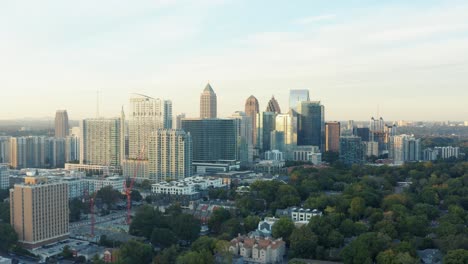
151 176 225 196
229 235 285 264
276 207 322 224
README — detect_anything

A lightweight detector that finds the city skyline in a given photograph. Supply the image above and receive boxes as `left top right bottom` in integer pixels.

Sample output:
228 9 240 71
1 0 468 121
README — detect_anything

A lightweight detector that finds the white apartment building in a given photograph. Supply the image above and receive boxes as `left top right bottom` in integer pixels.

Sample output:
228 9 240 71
291 208 323 222
151 176 225 196
229 235 285 264
434 146 460 159
80 118 121 167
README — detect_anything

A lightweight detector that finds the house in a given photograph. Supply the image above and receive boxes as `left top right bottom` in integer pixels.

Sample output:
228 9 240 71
229 234 285 264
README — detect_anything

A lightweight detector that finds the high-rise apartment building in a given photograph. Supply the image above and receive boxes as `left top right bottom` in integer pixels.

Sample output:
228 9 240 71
245 95 260 148
390 134 420 164
80 118 121 166
55 110 69 138
175 113 186 130
266 96 281 113
0 136 11 164
0 165 8 189
128 94 172 160
289 89 310 111
148 129 192 182
231 111 254 163
339 136 364 165
275 112 297 148
325 122 340 152
10 181 69 249
200 83 217 119
181 119 238 162
65 136 80 162
257 112 277 153
297 101 325 151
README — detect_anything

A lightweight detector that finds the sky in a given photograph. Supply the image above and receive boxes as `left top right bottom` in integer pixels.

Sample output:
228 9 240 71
1 0 467 121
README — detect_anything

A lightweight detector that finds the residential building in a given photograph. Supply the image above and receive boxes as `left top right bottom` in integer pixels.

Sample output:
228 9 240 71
200 83 217 119
325 122 340 152
390 134 421 164
434 146 460 159
182 118 238 162
229 235 286 264
0 137 11 164
339 136 364 165
10 181 69 249
265 96 281 114
423 148 438 161
85 176 125 194
151 176 225 196
80 118 121 166
55 110 69 138
275 207 323 224
289 89 310 111
65 136 80 162
148 129 192 182
245 95 260 148
264 150 284 161
297 101 325 151
175 113 186 130
0 165 8 189
291 146 321 163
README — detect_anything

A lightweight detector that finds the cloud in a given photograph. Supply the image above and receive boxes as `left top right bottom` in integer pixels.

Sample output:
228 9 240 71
292 14 336 25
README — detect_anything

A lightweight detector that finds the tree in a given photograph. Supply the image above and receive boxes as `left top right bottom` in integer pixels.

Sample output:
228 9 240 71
271 218 295 242
118 240 153 264
220 218 243 238
444 249 468 264
244 215 260 232
154 245 180 264
289 226 318 259
208 208 231 235
340 232 391 264
170 213 201 242
61 245 73 259
96 186 121 208
176 250 214 264
349 197 366 220
0 202 10 223
151 228 178 248
130 190 142 202
129 205 166 239
69 198 84 222
376 250 418 264
0 223 18 252
191 236 218 254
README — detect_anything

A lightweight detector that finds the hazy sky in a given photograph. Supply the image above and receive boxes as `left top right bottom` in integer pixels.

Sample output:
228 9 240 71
1 0 467 121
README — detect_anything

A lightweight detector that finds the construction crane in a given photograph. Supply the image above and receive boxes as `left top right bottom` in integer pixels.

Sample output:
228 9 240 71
124 147 145 225
87 164 112 237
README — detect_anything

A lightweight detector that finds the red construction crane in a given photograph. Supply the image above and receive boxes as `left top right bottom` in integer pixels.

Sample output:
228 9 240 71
124 147 145 225
87 165 111 237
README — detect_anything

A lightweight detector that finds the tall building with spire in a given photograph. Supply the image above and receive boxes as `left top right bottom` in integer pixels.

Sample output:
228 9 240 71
245 95 259 147
200 83 217 119
55 110 69 138
266 96 281 114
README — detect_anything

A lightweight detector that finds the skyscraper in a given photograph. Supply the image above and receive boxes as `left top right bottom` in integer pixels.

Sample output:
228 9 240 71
325 122 340 152
257 112 276 153
297 101 325 151
390 134 421 164
55 110 69 138
245 95 259 148
181 118 238 162
128 94 172 160
80 118 121 166
231 111 254 163
0 165 8 190
275 112 298 148
148 129 192 182
266 96 281 113
176 113 186 130
200 83 217 119
339 136 364 165
10 181 69 249
289 89 310 111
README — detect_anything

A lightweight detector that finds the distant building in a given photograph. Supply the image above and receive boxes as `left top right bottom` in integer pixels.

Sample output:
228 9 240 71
434 146 459 159
151 176 225 196
175 113 186 130
325 122 340 152
0 137 11 164
200 83 217 119
353 127 370 142
364 141 379 157
148 129 192 182
245 95 260 148
0 165 8 189
270 131 285 152
291 146 321 164
257 112 276 153
265 96 281 114
423 148 438 161
9 136 67 169
390 134 421 164
275 112 297 151
231 112 254 163
55 110 69 138
289 89 310 111
256 217 280 237
275 207 322 224
264 150 284 161
229 235 286 264
10 181 69 249
65 136 80 162
182 118 238 162
80 118 121 167
339 136 364 165
297 101 324 151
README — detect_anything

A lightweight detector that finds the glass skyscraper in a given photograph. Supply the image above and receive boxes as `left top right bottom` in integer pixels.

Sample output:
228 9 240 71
289 89 310 111
297 101 325 151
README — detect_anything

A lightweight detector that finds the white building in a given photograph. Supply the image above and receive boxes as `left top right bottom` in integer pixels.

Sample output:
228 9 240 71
151 176 225 196
390 134 421 164
264 150 283 161
61 177 88 199
434 146 460 159
0 165 9 190
229 235 285 264
291 208 323 222
85 176 125 194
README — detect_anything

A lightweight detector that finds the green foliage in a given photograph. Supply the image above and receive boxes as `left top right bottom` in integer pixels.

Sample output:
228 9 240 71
271 217 295 242
169 213 201 242
154 245 180 264
289 226 318 259
443 249 468 264
69 198 85 222
118 240 153 264
130 190 142 202
151 228 178 248
208 208 231 235
349 197 366 219
129 205 166 239
176 249 214 264
243 215 261 232
0 223 18 252
340 232 391 264
96 185 122 208
0 202 10 223
61 245 73 259
191 236 218 254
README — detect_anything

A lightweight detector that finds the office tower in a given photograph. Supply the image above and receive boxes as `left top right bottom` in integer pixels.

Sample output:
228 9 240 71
0 165 8 189
0 136 11 164
181 119 238 162
390 135 420 164
128 94 172 160
353 127 370 141
289 89 310 111
148 129 192 182
347 120 355 131
245 95 260 147
275 112 297 148
325 122 340 152
176 113 186 130
200 83 217 119
266 96 281 114
231 112 254 163
120 106 127 162
257 112 276 153
297 101 325 151
55 110 69 138
10 181 69 249
270 131 285 152
50 138 66 168
80 118 121 166
339 136 364 165
65 136 80 162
